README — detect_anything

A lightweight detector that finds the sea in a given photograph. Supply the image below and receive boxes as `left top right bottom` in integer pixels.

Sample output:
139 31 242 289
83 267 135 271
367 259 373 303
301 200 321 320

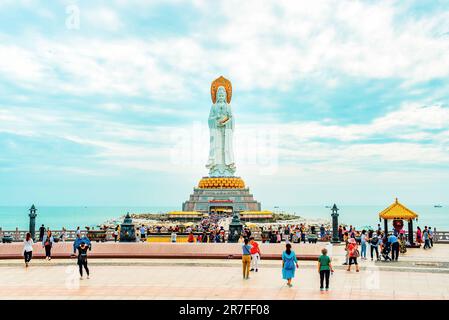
0 205 448 231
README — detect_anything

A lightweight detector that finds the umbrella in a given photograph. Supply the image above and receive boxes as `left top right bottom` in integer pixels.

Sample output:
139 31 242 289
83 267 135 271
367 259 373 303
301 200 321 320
361 225 374 231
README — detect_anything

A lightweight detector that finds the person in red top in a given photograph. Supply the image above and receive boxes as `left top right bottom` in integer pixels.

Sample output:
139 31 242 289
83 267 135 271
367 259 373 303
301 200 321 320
347 238 360 272
187 232 195 243
249 236 261 272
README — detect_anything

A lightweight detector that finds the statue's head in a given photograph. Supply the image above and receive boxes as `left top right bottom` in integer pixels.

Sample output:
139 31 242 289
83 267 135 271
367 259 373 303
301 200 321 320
216 86 227 104
211 76 232 104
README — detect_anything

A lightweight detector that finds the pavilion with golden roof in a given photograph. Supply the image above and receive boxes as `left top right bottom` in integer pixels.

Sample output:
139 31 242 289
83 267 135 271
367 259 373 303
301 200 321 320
379 197 419 244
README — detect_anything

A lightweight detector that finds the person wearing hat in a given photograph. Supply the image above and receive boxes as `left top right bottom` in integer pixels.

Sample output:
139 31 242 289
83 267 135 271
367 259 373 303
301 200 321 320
346 238 360 272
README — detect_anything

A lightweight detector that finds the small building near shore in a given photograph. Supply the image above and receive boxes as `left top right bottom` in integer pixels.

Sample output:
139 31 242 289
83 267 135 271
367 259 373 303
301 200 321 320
240 210 273 222
167 211 207 221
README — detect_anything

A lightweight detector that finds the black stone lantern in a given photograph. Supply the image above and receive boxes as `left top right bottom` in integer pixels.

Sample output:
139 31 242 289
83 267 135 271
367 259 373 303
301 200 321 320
28 204 37 240
120 212 136 242
228 212 243 243
331 203 340 243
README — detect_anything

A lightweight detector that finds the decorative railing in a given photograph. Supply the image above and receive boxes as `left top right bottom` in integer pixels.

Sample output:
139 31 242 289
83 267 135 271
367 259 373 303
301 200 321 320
1 228 448 243
0 228 116 242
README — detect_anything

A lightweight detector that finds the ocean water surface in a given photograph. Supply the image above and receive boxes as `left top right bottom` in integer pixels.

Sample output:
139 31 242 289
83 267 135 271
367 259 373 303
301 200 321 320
0 205 448 230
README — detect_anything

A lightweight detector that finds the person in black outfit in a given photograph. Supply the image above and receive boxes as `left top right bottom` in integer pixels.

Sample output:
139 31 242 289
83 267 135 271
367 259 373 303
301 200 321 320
77 241 91 279
39 225 45 242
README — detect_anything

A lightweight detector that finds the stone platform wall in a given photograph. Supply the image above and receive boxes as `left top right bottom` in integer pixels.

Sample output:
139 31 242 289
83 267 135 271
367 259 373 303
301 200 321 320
0 242 322 260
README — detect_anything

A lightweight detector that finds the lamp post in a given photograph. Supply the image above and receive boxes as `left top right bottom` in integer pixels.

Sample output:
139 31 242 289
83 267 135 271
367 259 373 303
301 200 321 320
28 204 37 240
331 204 340 243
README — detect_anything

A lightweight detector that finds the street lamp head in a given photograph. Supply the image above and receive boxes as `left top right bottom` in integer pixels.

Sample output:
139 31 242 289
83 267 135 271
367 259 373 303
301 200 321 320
331 203 339 214
29 204 37 216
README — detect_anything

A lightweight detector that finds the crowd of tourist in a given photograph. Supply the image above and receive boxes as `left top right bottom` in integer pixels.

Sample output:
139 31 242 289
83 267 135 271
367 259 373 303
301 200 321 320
258 223 331 243
16 219 439 290
241 236 334 290
416 226 435 250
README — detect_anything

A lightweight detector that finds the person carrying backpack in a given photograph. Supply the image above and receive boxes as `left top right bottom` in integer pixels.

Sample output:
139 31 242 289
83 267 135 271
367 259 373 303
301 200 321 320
370 231 381 261
282 243 298 287
76 241 91 280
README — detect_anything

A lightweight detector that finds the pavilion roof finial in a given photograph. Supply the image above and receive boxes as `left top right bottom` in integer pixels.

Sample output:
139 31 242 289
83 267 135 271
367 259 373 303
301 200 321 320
395 197 398 204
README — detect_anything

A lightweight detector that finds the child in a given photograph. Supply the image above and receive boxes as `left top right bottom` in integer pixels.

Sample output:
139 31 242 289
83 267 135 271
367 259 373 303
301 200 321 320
317 248 334 290
347 238 360 272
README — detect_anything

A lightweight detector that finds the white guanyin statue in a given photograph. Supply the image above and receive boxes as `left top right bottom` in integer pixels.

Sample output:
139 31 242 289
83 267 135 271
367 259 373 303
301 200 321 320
206 76 236 177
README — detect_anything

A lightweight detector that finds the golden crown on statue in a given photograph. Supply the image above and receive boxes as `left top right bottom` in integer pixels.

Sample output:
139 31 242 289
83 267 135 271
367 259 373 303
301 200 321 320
211 76 232 104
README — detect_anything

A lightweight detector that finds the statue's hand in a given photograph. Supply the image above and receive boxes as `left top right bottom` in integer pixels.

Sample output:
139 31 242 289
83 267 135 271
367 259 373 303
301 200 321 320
219 116 229 125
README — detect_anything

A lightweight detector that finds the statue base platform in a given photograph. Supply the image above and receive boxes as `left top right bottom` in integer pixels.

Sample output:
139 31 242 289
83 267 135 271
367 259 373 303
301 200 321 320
182 176 261 214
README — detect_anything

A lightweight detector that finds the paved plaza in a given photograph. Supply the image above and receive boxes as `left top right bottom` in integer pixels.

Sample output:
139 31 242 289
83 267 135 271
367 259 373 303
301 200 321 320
1 244 449 300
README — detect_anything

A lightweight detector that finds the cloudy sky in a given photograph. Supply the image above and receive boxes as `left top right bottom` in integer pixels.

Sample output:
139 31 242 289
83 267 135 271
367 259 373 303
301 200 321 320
0 0 448 206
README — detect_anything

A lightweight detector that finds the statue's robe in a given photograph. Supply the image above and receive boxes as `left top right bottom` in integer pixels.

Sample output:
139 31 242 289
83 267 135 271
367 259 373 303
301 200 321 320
206 101 235 176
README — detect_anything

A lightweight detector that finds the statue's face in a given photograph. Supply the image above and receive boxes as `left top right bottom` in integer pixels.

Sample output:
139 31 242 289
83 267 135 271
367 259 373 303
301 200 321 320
217 86 227 103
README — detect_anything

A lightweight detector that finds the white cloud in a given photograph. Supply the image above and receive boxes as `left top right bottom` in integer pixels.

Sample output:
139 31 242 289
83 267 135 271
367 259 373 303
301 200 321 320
1 103 448 176
0 45 45 83
1 1 448 98
83 6 124 31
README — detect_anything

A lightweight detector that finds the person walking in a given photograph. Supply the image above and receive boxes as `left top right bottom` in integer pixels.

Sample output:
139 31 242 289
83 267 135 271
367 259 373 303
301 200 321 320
140 225 146 242
320 224 326 240
23 232 34 267
388 233 400 261
276 232 281 243
360 230 367 260
59 227 67 243
342 232 349 265
399 231 407 254
249 237 261 272
242 238 252 279
42 230 54 261
346 238 359 272
318 248 334 291
370 231 381 261
428 226 434 247
38 224 45 242
113 226 119 242
282 243 298 287
171 231 177 243
300 225 306 243
416 226 422 244
423 227 431 249
76 241 91 280
338 225 343 242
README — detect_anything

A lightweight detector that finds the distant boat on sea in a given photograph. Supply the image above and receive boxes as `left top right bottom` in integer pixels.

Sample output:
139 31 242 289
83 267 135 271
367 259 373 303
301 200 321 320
325 206 331 208
434 205 443 208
